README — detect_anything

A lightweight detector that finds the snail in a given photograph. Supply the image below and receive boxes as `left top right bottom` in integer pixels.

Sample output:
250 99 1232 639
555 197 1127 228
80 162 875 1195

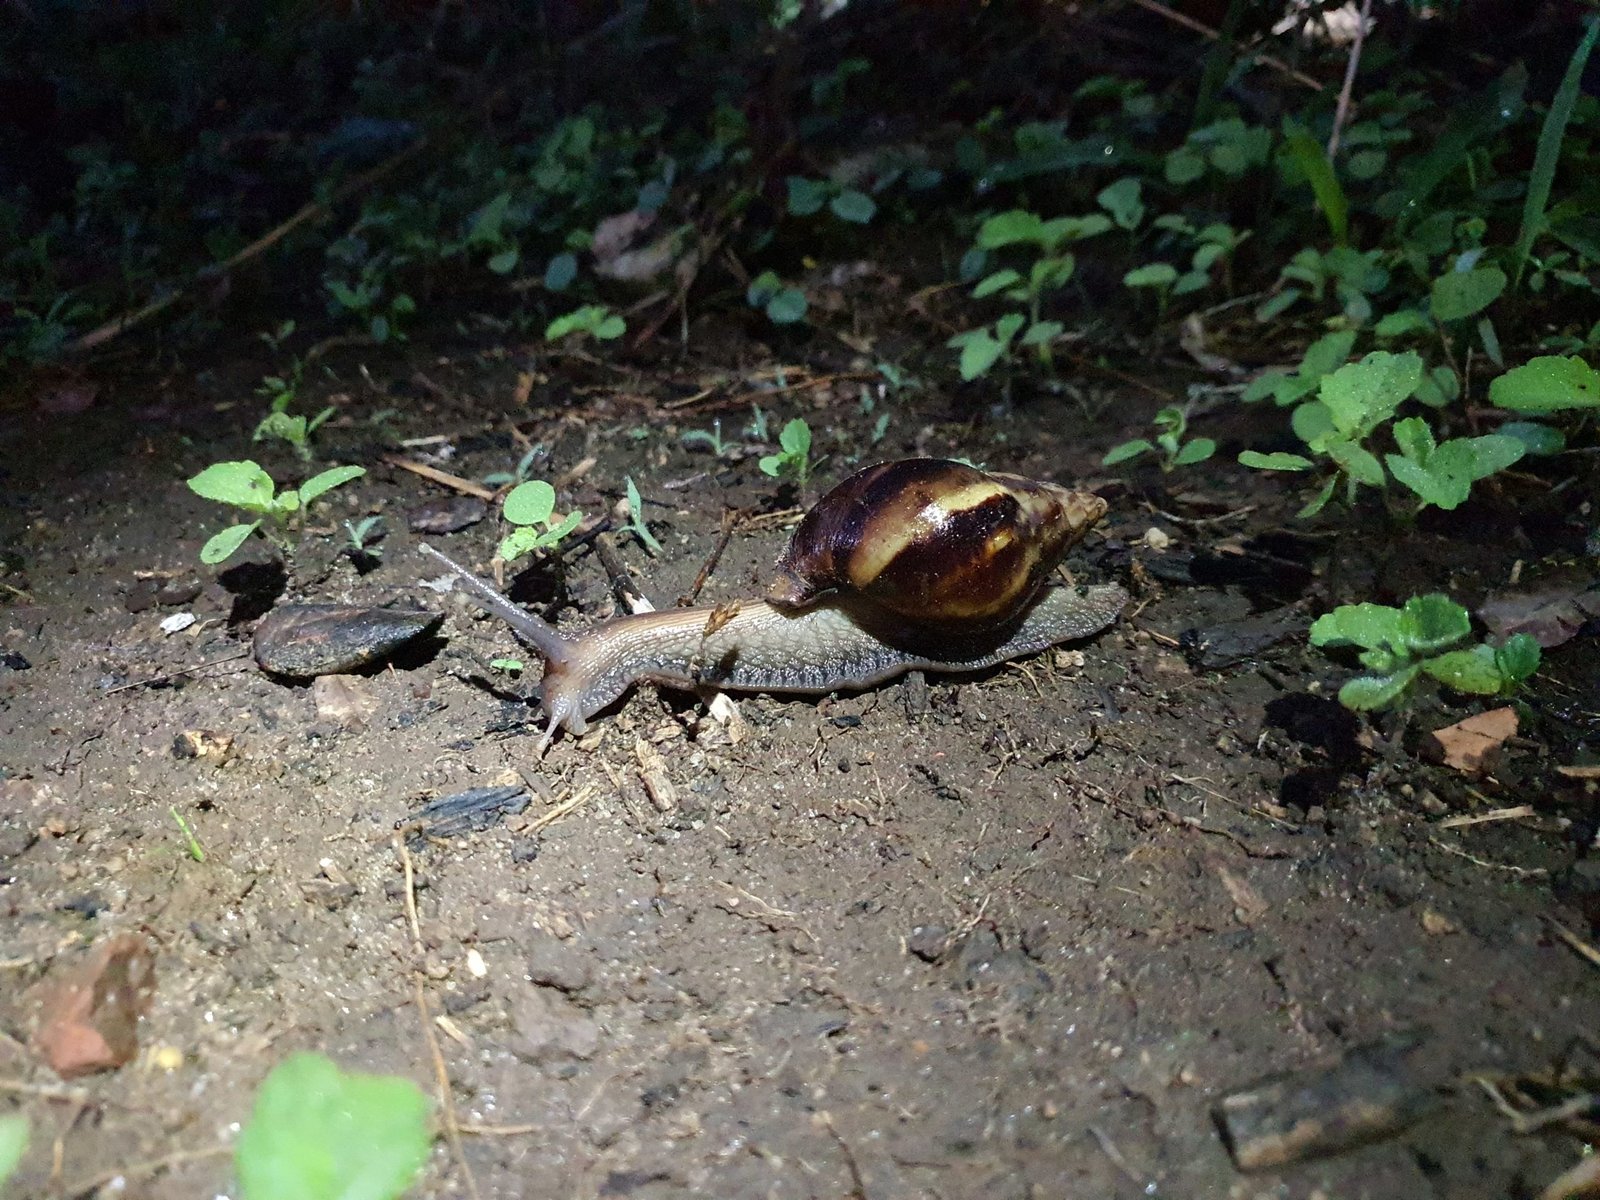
420 458 1127 753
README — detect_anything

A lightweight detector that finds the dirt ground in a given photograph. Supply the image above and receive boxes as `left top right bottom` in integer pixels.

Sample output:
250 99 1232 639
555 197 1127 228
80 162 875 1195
2 322 1597 1200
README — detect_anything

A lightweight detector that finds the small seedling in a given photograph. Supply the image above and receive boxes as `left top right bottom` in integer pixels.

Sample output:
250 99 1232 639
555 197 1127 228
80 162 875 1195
759 418 813 489
186 460 366 566
622 476 663 555
482 446 545 488
498 479 583 563
746 404 771 442
545 304 625 343
490 657 524 674
746 270 807 325
344 515 384 556
1103 405 1215 471
680 418 727 456
1311 593 1541 711
235 1052 430 1200
169 806 204 862
254 391 336 461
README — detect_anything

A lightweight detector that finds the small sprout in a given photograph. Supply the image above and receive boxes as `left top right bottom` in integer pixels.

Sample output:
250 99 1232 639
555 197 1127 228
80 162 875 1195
235 1053 430 1200
187 460 366 566
490 657 524 674
482 446 545 488
170 806 204 862
545 304 625 343
747 270 808 325
680 418 727 456
498 479 583 563
759 418 813 489
746 404 771 442
622 476 663 555
1103 405 1214 471
345 515 384 552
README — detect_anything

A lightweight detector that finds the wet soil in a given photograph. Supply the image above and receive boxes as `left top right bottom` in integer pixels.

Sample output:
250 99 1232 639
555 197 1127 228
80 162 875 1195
1 322 1597 1200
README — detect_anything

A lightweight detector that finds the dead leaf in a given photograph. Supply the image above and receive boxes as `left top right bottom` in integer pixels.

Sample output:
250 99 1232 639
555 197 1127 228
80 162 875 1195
1479 585 1600 650
591 209 655 263
702 600 741 640
312 674 378 729
1424 707 1517 776
29 934 157 1078
1420 909 1459 936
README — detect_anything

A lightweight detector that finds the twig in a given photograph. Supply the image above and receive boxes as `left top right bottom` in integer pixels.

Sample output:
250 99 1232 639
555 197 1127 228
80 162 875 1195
1327 0 1375 157
1435 805 1536 830
70 138 428 353
1429 837 1548 876
63 1145 231 1198
1123 0 1325 92
100 650 251 696
592 533 653 613
522 784 595 834
679 509 739 605
383 455 498 502
1544 916 1600 971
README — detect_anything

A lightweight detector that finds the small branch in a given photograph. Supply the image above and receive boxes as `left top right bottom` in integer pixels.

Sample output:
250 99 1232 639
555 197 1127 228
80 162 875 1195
1123 0 1325 92
1327 0 1375 157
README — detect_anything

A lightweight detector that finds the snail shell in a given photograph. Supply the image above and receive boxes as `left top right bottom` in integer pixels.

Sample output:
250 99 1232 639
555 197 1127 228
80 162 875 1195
768 458 1108 630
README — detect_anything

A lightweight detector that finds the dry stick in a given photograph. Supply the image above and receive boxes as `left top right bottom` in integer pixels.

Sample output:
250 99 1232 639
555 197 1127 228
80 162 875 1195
1435 805 1536 830
62 1145 232 1199
1326 0 1376 157
592 533 652 613
1123 0 1325 92
392 833 481 1200
1544 916 1600 971
70 138 429 353
100 650 251 696
680 509 739 606
383 454 499 502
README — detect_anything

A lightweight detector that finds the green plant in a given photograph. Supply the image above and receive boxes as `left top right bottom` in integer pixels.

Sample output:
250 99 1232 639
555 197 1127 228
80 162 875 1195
1310 594 1540 711
746 270 807 325
186 461 366 565
482 446 545 488
1238 351 1524 517
786 176 876 224
622 477 663 555
490 657 524 675
235 1052 430 1200
545 304 625 344
344 516 384 560
1103 406 1216 471
255 391 336 461
170 806 205 862
498 479 583 563
0 1113 27 1191
758 418 813 489
949 208 1112 378
680 418 727 456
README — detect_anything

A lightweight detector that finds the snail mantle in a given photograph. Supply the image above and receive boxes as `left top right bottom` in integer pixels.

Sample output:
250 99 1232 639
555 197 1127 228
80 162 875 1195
420 458 1128 753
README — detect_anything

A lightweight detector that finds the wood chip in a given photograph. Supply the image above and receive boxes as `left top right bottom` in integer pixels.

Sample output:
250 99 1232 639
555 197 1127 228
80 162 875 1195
1424 707 1517 776
634 738 677 812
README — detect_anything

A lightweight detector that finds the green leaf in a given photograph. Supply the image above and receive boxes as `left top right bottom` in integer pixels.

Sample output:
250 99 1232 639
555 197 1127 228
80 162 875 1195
1325 438 1385 487
1422 645 1506 694
1124 263 1178 289
1103 439 1154 466
1238 450 1314 471
1397 594 1472 654
951 330 1004 380
972 269 1022 299
1302 330 1359 378
489 658 524 673
236 1052 430 1200
1280 120 1348 244
544 252 578 291
995 312 1025 342
1488 355 1600 413
545 509 584 543
829 189 876 223
1431 264 1507 321
1291 401 1336 447
499 526 545 561
1318 351 1423 439
1497 421 1566 455
757 453 786 478
1096 177 1144 230
1297 474 1338 518
1020 320 1063 347
594 314 626 340
1495 633 1541 686
487 247 519 274
0 1114 26 1190
1374 308 1432 339
1391 416 1436 463
1338 665 1421 711
977 210 1045 249
1311 602 1406 651
765 288 807 324
503 480 557 526
1173 438 1216 466
201 522 261 565
298 466 365 508
1512 17 1600 287
188 461 276 511
468 191 512 246
1165 147 1205 185
779 418 811 456
786 176 827 216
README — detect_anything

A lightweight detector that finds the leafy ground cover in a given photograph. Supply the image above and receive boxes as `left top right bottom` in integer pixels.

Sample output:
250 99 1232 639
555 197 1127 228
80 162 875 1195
1 2 1598 1196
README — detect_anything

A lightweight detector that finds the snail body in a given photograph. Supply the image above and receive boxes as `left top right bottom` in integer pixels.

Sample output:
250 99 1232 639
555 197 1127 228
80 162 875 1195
421 459 1125 753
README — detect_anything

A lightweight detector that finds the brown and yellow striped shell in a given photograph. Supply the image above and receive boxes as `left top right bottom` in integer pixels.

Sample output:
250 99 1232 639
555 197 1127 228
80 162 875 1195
767 458 1107 630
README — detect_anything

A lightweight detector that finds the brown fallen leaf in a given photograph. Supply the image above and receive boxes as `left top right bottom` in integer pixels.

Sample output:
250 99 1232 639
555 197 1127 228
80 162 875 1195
312 674 378 729
29 934 157 1078
1424 707 1517 776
